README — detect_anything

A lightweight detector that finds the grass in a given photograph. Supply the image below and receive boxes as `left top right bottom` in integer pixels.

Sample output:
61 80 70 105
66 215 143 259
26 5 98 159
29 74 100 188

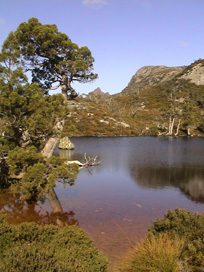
120 233 184 272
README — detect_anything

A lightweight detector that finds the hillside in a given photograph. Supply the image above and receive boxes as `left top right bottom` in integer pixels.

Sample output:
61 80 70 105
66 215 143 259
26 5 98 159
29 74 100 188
63 98 134 137
86 59 204 137
65 59 204 137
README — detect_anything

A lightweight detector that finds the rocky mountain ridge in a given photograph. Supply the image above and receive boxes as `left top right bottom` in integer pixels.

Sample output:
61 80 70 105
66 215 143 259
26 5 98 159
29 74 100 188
122 65 185 94
85 59 204 137
88 59 204 97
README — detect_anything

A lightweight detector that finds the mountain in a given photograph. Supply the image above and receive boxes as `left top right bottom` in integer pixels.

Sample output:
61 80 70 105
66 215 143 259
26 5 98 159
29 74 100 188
122 65 185 94
86 87 110 102
88 87 109 97
68 59 204 137
122 59 204 95
97 59 204 137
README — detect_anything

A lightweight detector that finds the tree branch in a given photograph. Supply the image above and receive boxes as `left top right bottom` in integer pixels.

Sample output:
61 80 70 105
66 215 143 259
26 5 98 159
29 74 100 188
66 153 101 168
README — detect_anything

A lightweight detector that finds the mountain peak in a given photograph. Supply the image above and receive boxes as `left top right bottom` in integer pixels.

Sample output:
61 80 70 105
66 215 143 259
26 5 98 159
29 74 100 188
88 88 110 100
122 65 185 93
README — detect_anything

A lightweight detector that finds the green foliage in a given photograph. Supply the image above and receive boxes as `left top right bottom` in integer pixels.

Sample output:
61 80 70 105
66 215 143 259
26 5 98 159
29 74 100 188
0 75 75 199
7 148 79 200
149 208 204 237
149 209 204 271
0 70 69 151
0 19 79 198
1 17 97 92
8 146 43 176
120 233 183 272
0 216 108 272
148 125 159 136
121 209 204 271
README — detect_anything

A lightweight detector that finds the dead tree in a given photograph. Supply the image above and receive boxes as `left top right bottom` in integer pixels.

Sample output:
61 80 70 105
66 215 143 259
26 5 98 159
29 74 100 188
66 153 101 168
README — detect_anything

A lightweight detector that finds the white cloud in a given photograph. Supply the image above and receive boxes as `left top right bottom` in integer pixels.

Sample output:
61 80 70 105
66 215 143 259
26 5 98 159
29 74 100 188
179 41 188 47
82 0 108 9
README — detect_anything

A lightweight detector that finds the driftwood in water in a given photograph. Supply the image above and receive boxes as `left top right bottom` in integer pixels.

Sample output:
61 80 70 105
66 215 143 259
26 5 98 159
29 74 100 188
66 153 101 168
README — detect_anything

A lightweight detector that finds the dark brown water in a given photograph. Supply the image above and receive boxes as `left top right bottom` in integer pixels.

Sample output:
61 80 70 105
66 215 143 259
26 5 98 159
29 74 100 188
1 137 204 270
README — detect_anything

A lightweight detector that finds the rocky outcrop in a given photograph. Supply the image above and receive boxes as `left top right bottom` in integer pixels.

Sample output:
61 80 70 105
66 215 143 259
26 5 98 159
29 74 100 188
122 60 204 95
59 137 74 150
122 65 185 93
87 87 110 101
180 62 204 85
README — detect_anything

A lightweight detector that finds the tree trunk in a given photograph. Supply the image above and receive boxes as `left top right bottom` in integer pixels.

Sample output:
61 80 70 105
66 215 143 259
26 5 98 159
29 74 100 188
41 119 65 158
168 116 175 135
175 119 181 136
61 74 68 101
41 137 59 158
60 74 78 100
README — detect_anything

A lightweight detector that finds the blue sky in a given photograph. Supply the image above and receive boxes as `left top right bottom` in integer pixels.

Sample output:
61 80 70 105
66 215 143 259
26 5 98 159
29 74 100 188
0 0 204 95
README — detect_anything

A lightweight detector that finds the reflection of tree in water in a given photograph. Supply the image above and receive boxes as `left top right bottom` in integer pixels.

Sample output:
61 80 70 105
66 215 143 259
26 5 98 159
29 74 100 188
129 164 204 203
0 147 81 226
0 187 78 226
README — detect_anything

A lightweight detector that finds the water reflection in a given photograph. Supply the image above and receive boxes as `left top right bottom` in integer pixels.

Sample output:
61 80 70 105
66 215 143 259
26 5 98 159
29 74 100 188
45 188 78 226
57 149 74 159
129 165 204 203
68 136 204 204
1 137 204 269
0 188 78 226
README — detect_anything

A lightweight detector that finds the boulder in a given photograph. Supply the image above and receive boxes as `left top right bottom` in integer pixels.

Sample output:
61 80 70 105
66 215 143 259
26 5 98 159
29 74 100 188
59 137 74 150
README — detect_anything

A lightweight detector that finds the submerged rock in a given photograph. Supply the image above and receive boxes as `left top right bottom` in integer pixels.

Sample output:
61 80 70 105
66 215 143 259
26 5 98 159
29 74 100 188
59 137 74 150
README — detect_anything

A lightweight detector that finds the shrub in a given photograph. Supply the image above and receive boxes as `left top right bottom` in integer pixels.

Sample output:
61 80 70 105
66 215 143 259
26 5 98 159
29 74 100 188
149 125 159 136
149 208 204 237
149 209 204 271
120 233 183 272
0 216 108 272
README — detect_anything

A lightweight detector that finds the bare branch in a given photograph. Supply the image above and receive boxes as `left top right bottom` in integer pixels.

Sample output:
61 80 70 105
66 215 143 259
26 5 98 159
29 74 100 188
66 153 101 168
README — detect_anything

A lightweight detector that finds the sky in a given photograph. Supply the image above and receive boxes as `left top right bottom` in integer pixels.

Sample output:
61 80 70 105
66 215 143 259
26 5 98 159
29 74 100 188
0 0 204 95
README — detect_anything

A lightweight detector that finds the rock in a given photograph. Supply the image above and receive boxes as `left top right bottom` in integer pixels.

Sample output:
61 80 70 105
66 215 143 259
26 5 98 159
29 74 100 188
99 120 109 125
59 137 74 150
87 87 110 101
122 61 204 95
122 65 185 93
180 63 204 85
118 121 130 128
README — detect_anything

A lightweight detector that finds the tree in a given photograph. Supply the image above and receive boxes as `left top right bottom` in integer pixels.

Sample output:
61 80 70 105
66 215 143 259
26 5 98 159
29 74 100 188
1 17 98 100
0 19 100 198
0 69 68 150
0 72 79 197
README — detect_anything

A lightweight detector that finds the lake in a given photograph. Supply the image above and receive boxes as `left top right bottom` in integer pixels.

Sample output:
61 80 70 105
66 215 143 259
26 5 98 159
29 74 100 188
1 136 204 270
